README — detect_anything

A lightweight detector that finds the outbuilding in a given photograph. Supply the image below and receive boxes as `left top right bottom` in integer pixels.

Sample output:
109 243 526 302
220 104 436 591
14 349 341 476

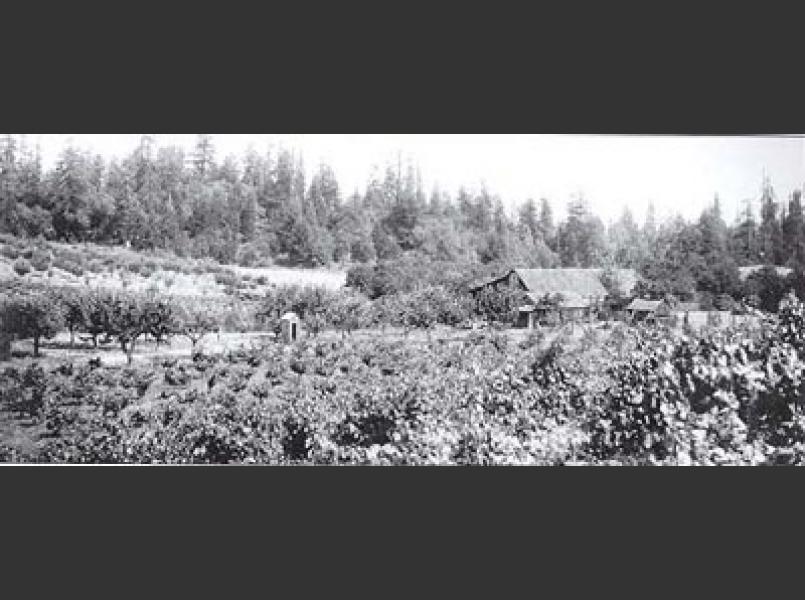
471 267 638 328
280 312 300 343
625 299 670 323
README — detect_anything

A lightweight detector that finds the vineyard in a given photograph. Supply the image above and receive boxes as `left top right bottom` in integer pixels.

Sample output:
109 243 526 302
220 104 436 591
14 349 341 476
2 292 805 465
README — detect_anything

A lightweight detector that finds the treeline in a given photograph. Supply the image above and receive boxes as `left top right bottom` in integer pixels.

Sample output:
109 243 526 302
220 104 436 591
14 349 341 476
2 135 803 290
0 134 560 268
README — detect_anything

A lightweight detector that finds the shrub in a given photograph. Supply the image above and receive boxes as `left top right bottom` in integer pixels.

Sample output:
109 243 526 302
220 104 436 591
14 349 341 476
139 263 157 279
473 286 528 325
87 259 105 274
53 256 85 277
1 245 20 260
236 246 259 267
214 270 240 289
13 258 32 277
30 248 52 272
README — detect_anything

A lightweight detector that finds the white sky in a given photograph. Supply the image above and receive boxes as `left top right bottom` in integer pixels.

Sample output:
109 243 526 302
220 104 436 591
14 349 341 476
29 134 805 224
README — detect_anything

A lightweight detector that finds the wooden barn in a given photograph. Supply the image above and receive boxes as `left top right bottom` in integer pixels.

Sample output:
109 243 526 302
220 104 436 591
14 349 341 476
471 268 638 327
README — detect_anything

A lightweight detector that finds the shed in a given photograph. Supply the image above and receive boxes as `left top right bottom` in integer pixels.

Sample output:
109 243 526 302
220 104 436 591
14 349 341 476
280 312 300 343
626 299 670 323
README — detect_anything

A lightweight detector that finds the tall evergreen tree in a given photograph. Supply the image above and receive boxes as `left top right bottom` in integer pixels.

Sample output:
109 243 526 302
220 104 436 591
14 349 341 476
732 198 759 265
518 198 541 244
192 134 216 178
783 189 805 268
609 206 641 268
758 176 784 265
538 198 556 250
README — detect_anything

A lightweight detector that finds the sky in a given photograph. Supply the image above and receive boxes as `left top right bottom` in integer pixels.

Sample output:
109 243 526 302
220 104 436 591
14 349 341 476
27 134 805 225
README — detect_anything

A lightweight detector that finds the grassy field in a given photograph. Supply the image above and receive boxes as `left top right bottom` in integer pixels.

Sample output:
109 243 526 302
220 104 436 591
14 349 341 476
231 266 345 290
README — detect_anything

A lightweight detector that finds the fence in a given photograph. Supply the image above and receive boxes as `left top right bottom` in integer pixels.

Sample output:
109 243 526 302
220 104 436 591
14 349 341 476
671 310 758 331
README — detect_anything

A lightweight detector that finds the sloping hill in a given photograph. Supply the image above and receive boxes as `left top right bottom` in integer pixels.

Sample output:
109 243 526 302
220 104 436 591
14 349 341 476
0 235 347 298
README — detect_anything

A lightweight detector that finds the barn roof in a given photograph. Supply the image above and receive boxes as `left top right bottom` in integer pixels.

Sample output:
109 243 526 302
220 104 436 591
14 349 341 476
516 268 638 298
626 299 665 312
469 268 638 298
468 271 512 292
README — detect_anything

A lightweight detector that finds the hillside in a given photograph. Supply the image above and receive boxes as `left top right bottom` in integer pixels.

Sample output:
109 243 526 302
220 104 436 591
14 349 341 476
0 235 346 299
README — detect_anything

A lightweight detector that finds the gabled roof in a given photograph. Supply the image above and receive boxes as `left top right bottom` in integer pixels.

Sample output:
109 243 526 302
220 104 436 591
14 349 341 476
516 268 638 298
626 299 665 312
470 267 639 298
515 269 607 297
468 272 510 292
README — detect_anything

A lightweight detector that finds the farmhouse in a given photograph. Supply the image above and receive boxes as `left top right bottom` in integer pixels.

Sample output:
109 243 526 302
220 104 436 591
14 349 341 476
471 268 638 327
626 299 670 323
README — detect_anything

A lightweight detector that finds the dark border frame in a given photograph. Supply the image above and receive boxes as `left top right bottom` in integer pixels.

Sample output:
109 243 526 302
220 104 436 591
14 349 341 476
2 7 804 587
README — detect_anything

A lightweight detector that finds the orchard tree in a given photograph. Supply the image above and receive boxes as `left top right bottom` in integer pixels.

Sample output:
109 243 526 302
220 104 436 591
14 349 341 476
82 289 116 348
140 295 176 349
56 288 89 348
2 291 65 357
174 303 219 355
326 292 370 338
102 293 174 365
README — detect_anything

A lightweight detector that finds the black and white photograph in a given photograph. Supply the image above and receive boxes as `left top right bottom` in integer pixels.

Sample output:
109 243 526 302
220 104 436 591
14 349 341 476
1 133 804 465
